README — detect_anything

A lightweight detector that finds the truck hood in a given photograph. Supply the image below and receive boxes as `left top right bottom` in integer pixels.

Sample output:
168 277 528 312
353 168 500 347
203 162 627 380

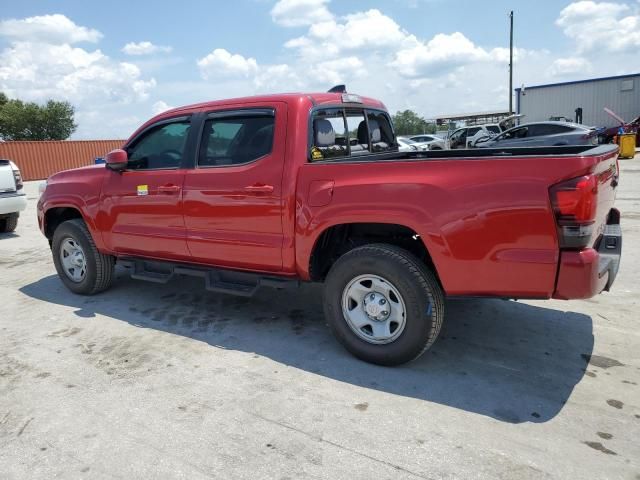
48 163 106 183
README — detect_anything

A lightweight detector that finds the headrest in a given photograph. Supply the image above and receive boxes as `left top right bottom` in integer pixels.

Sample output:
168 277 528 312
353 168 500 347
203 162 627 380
368 119 381 143
315 119 335 147
357 121 368 144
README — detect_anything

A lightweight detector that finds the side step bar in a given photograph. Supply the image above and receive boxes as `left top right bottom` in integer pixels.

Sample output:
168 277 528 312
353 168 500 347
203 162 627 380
118 258 299 297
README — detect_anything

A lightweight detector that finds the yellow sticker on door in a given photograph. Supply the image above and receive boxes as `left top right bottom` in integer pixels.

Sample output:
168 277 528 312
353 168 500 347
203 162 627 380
137 184 149 196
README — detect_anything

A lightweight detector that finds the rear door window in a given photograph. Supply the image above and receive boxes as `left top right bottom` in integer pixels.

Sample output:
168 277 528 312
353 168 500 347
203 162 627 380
198 110 275 167
500 126 528 140
529 124 574 136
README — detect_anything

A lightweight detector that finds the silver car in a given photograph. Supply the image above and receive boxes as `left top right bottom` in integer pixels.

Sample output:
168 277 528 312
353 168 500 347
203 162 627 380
409 134 444 150
476 122 598 148
408 134 446 150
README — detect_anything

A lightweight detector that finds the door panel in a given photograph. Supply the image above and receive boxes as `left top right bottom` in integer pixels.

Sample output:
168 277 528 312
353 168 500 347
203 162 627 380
183 103 287 271
99 118 193 260
100 169 189 259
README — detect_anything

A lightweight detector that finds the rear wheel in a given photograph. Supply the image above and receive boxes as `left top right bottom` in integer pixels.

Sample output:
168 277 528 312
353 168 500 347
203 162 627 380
0 214 18 233
323 244 444 366
52 219 115 295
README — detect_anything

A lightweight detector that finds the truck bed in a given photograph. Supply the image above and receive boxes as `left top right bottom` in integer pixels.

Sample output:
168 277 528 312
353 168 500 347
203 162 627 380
297 144 619 298
314 145 615 162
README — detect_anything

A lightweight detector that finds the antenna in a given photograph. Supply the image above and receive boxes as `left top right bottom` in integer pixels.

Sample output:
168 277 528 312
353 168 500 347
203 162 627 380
328 85 346 93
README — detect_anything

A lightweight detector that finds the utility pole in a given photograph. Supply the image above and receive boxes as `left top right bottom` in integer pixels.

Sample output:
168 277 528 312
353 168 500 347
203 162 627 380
509 10 514 115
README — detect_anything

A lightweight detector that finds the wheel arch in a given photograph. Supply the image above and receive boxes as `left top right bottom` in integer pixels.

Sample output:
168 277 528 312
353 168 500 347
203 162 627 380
44 205 93 243
307 222 443 288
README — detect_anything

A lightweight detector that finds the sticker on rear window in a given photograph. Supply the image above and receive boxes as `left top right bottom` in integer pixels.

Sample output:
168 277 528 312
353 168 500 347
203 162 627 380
311 147 323 161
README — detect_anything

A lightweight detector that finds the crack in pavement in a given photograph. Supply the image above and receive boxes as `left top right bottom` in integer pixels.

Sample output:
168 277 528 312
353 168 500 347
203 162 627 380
249 411 436 480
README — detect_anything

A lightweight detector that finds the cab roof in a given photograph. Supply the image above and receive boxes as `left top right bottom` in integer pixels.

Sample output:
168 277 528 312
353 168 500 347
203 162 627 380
152 92 386 120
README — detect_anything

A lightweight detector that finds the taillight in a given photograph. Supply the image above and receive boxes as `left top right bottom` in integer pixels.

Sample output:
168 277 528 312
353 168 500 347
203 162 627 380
549 174 598 249
12 167 23 190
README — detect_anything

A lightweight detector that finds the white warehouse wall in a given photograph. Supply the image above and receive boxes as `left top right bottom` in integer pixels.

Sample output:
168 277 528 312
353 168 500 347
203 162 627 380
516 74 640 127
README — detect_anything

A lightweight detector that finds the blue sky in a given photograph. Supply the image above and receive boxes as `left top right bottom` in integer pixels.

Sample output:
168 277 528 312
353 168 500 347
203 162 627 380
1 0 639 138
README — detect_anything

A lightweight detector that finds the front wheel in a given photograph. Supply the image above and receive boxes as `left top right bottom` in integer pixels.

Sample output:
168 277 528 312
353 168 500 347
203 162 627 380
323 244 444 366
52 219 115 295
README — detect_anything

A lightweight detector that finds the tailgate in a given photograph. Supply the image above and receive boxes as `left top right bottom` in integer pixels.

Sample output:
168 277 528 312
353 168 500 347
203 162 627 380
0 160 17 193
592 148 619 246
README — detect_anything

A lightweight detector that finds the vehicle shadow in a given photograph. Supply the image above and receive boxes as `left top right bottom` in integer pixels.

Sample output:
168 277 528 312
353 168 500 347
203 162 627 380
0 232 19 239
20 270 594 424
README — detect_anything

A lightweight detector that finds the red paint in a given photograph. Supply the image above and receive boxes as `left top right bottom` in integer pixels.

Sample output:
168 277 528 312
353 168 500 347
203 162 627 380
553 249 609 300
37 91 620 299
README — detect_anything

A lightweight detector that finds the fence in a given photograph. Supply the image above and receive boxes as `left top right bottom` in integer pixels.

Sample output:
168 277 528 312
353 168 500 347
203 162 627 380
0 140 125 181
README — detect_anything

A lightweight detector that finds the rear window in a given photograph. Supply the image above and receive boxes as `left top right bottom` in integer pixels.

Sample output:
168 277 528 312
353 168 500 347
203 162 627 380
529 124 574 136
310 108 395 161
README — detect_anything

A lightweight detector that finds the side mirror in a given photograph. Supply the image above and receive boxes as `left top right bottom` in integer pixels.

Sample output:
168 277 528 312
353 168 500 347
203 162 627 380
105 149 128 171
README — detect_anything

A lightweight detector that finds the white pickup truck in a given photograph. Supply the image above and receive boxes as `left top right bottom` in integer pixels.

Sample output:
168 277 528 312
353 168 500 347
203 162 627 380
0 159 26 232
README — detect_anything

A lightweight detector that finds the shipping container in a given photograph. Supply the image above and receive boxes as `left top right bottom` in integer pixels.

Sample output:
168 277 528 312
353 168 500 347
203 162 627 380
0 140 125 181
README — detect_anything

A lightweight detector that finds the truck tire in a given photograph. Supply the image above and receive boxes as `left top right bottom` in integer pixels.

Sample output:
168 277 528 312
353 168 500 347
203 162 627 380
0 214 18 233
323 244 444 366
52 219 115 295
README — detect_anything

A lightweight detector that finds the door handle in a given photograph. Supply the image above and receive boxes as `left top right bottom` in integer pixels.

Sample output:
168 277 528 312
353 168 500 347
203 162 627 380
158 184 181 194
244 184 274 194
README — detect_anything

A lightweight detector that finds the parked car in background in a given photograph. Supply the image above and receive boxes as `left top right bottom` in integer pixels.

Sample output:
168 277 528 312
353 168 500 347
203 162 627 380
0 159 26 233
447 114 525 149
397 137 419 152
448 125 502 149
408 134 446 150
599 115 640 146
475 122 598 148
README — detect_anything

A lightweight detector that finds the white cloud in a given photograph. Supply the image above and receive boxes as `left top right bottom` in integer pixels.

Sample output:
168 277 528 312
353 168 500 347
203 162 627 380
0 42 155 103
0 14 102 44
151 100 173 115
315 57 367 85
392 32 490 77
285 9 409 60
0 14 156 139
557 1 640 53
548 56 593 77
271 0 333 27
254 64 304 90
197 48 258 79
122 41 172 55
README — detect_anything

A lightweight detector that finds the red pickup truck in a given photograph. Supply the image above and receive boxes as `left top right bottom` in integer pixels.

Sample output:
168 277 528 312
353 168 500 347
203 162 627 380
37 91 622 365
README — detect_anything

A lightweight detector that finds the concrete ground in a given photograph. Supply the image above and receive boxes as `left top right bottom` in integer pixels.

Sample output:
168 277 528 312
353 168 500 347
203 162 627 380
1 158 639 480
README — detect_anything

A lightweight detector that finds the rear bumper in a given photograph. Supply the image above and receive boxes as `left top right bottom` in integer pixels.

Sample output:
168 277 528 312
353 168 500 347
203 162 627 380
553 215 622 300
0 192 27 216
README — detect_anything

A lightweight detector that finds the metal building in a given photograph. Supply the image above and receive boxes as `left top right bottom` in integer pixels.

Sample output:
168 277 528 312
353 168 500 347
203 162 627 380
515 73 640 127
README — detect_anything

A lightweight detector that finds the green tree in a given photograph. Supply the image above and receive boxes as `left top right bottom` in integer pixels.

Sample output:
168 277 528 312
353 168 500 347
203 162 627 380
392 109 435 136
0 93 77 141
